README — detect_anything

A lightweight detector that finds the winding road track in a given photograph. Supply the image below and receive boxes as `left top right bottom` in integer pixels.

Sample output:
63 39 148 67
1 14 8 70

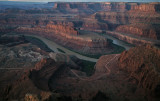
105 54 119 75
70 54 119 81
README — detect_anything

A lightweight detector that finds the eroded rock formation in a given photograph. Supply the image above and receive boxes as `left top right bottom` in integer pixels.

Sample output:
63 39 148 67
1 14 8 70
116 24 160 39
15 24 112 55
53 2 133 12
1 35 160 101
130 3 160 12
0 2 160 46
82 21 108 31
46 24 78 35
119 45 160 99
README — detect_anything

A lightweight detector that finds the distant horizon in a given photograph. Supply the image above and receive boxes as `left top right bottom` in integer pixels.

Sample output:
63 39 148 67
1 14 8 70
0 0 159 3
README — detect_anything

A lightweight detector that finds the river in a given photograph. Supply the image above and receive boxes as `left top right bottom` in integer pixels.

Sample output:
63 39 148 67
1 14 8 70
102 34 133 50
24 34 133 62
25 35 98 62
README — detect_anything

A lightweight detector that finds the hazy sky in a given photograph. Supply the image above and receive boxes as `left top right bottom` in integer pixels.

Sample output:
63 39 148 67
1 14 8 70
0 0 159 2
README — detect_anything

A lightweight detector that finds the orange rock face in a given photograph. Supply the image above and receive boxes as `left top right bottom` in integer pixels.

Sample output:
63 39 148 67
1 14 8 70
15 24 112 55
130 3 160 12
116 24 160 39
53 2 130 12
54 3 71 9
82 21 108 31
119 45 160 99
46 24 78 35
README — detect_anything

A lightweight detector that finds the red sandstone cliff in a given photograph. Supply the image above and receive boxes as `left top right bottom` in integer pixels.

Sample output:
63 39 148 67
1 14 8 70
53 2 131 12
1 35 160 101
94 45 160 100
82 21 108 31
119 45 160 99
116 24 160 40
15 24 112 55
130 3 160 12
94 11 160 25
46 24 78 35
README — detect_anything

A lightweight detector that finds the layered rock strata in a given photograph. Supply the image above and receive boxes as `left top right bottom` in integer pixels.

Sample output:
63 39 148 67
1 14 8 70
119 45 160 100
15 24 112 55
116 24 160 40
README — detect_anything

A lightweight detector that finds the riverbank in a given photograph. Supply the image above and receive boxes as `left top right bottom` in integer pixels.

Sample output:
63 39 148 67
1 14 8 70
24 34 127 59
23 34 98 62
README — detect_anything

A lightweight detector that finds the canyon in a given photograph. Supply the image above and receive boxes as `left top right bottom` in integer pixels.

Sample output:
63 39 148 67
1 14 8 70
15 24 113 55
0 2 160 47
0 35 160 101
0 1 160 101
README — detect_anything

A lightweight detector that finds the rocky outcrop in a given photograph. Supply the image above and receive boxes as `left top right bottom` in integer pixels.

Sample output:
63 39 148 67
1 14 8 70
110 2 128 12
53 2 132 12
53 3 71 10
94 11 160 26
92 4 160 44
82 21 108 31
130 3 160 12
30 58 66 91
94 45 160 100
1 2 160 101
53 2 91 11
0 35 80 100
95 54 119 73
0 36 48 69
15 25 112 55
119 45 160 99
105 31 153 45
93 3 160 27
116 24 160 40
24 93 40 101
53 2 93 14
46 24 78 35
1 36 160 101
0 35 52 100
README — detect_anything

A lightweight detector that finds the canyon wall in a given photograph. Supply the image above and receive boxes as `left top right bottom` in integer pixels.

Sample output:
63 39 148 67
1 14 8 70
91 3 160 45
130 3 160 12
46 24 78 35
119 45 160 99
15 24 111 55
82 21 108 31
105 31 154 45
53 2 160 13
53 2 134 12
95 45 160 100
116 24 160 40
1 2 160 46
94 10 160 25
